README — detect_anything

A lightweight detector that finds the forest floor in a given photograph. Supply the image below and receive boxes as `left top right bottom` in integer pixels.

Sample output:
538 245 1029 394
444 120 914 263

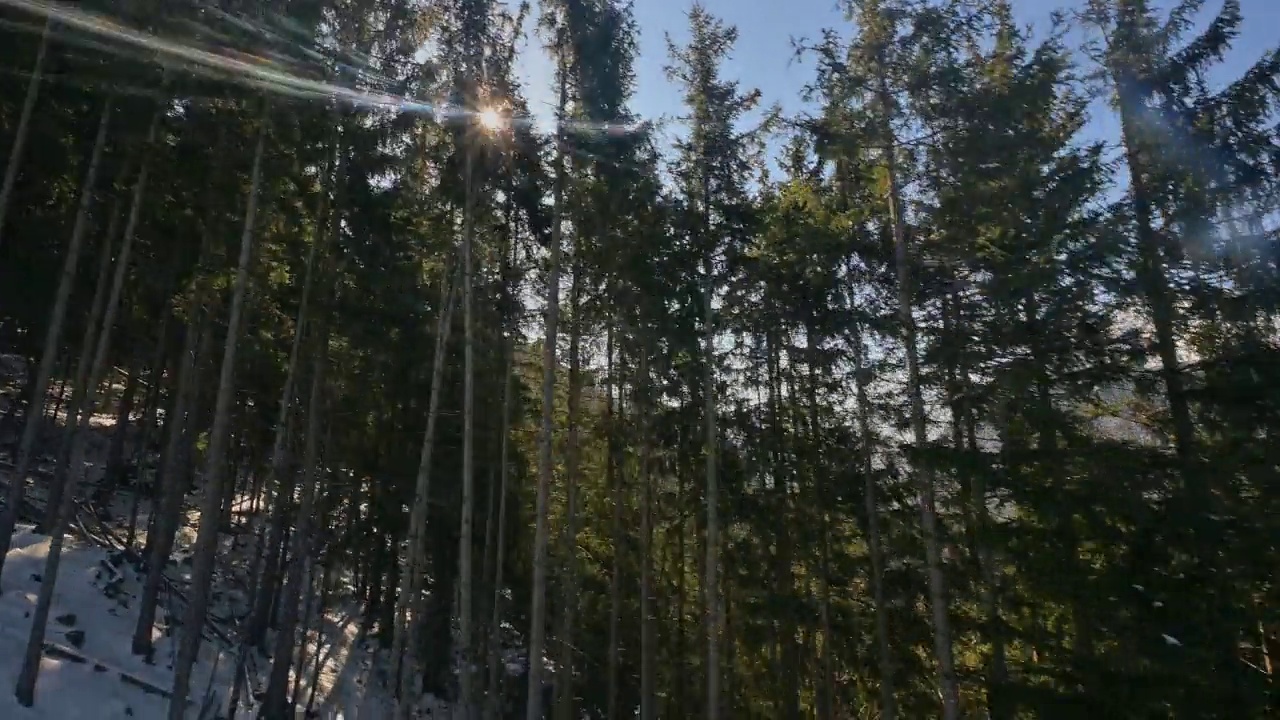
0 417 399 718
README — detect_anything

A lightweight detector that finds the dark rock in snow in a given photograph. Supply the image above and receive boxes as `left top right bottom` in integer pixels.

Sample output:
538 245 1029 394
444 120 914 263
65 629 85 648
55 613 77 627
94 664 107 673
30 573 41 582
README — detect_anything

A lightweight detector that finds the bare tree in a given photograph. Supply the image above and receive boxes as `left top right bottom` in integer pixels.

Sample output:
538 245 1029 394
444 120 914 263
394 261 460 717
260 322 329 720
168 106 268 719
638 339 654 720
0 99 111 582
852 323 895 719
878 65 960 718
0 17 51 250
15 99 159 707
526 63 568 720
553 248 583 720
458 137 479 718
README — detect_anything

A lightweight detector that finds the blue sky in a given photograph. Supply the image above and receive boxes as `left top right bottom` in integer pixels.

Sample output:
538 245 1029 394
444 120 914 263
518 0 1278 159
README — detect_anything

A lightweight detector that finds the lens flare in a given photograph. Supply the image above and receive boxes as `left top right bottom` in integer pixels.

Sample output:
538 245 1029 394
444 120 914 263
478 108 503 131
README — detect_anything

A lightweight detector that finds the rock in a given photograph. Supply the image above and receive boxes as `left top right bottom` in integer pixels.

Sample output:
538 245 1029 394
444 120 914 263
94 664 107 673
65 629 85 648
30 573 41 582
55 613 77 627
125 708 133 717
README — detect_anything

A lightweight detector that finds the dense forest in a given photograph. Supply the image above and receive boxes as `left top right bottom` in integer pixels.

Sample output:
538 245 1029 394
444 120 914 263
0 0 1278 717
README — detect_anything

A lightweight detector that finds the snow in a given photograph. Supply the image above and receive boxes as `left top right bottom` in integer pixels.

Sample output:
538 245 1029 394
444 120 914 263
0 525 176 719
0 518 395 718
0 412 447 718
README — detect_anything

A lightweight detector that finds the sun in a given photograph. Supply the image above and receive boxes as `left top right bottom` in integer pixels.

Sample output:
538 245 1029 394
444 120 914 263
477 107 503 132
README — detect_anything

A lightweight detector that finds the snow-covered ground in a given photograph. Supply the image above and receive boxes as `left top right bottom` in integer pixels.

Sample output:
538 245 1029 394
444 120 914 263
0 524 190 719
0 396 473 719
0 458 406 720
0 515 402 719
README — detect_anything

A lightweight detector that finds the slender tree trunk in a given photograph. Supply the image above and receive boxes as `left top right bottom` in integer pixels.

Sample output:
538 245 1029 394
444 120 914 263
638 342 655 720
290 554 316 714
853 323 895 719
553 255 583 720
767 330 799 720
394 263 461 714
484 343 515 720
234 118 336 704
0 99 111 581
880 78 960 716
803 323 836 720
526 66 568 720
169 107 268 719
605 326 623 720
702 265 721 720
14 100 158 707
305 559 334 716
127 327 170 550
101 364 141 499
48 358 69 423
261 325 328 720
0 17 51 249
133 316 209 656
458 139 480 719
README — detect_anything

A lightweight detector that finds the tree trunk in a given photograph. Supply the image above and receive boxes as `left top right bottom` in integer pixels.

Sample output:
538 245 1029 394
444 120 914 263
394 262 461 713
290 550 314 702
803 322 836 720
127 328 171 549
880 75 960 717
526 65 568 720
553 253 583 720
261 331 328 720
852 322 895 719
605 326 623 720
0 17 51 250
48 357 69 423
234 116 337 704
638 343 655 720
169 107 268 719
305 559 334 715
767 329 799 720
484 343 515 720
458 139 479 719
133 314 211 656
101 364 141 499
0 99 111 582
702 264 721 720
14 100 158 707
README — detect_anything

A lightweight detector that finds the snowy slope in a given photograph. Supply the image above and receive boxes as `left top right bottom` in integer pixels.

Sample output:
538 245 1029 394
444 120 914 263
0 518 394 719
0 525 180 719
